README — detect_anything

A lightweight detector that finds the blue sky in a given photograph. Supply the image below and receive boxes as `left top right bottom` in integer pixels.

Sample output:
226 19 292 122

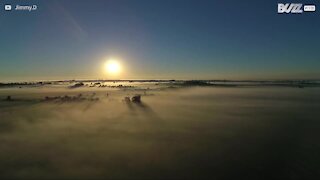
0 0 319 81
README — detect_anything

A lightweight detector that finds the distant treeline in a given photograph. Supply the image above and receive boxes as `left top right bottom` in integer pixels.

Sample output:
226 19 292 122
1 79 320 88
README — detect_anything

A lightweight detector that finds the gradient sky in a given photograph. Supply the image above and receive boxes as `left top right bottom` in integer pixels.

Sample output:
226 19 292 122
0 0 319 81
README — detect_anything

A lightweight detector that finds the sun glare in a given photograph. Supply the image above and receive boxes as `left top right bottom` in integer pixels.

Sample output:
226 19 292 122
105 60 121 75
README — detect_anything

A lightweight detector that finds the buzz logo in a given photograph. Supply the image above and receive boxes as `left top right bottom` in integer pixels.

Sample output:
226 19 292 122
278 3 316 14
278 3 303 13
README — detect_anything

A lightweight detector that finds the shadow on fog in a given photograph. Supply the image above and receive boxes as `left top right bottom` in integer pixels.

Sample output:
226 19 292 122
125 101 160 119
82 101 98 111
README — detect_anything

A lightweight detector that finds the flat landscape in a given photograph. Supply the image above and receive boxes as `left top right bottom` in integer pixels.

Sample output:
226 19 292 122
0 80 320 179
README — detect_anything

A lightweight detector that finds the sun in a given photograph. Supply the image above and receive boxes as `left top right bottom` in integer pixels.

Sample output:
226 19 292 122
105 60 121 75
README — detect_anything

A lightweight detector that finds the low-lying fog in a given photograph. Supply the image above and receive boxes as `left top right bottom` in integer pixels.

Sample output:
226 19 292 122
0 85 320 179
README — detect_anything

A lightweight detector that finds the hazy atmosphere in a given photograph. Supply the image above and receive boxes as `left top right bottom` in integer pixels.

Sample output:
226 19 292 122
0 0 320 179
1 82 320 179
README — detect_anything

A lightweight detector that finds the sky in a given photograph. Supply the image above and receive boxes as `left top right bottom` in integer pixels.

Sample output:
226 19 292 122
0 0 319 81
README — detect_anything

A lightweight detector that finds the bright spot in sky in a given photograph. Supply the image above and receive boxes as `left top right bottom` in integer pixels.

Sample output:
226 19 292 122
105 60 121 75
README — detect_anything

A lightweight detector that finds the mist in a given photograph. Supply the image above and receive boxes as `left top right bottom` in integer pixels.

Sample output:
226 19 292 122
0 85 320 179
